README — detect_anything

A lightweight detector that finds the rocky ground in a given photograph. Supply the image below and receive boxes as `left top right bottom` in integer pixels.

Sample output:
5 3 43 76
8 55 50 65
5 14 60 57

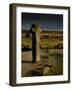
21 49 63 77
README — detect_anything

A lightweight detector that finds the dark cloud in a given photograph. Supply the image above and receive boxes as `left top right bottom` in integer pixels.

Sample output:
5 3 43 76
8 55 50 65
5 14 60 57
22 13 63 31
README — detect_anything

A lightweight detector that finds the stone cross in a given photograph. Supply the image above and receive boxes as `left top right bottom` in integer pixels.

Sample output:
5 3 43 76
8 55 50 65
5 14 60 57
30 24 41 63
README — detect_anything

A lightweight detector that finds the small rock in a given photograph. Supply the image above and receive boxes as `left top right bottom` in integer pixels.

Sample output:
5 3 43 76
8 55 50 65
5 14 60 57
43 67 50 75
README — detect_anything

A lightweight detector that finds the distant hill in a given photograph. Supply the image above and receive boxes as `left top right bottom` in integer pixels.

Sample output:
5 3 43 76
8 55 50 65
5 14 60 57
22 29 63 33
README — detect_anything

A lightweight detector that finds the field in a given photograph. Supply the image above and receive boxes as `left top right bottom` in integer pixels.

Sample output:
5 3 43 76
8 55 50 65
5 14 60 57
21 31 63 77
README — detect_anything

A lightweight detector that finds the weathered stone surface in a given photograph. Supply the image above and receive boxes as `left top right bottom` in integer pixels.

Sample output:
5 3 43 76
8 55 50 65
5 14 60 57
31 24 41 62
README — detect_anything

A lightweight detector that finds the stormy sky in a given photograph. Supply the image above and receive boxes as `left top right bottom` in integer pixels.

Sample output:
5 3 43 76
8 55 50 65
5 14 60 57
22 13 63 31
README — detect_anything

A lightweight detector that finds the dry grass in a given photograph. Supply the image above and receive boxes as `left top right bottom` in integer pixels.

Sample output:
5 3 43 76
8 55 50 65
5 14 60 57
21 31 63 77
